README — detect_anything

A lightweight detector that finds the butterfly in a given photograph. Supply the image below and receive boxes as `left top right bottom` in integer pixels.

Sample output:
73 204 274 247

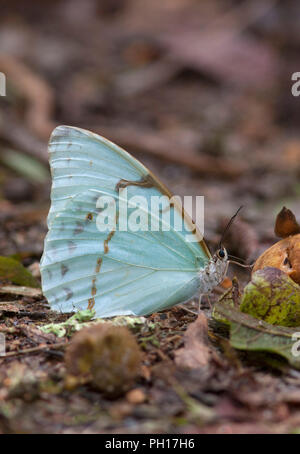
40 126 229 317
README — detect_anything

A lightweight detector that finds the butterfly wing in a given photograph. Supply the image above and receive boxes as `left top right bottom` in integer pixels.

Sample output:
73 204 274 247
40 126 211 317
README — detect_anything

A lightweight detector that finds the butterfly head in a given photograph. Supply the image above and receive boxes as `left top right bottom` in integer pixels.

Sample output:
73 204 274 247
199 246 228 294
213 246 229 281
214 246 228 263
216 246 227 260
213 246 228 277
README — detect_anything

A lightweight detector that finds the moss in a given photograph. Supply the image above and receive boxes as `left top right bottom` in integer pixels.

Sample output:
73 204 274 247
240 267 300 327
0 256 40 288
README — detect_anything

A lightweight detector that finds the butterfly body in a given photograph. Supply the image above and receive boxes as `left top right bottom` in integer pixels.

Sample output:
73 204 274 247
40 126 227 317
199 252 228 294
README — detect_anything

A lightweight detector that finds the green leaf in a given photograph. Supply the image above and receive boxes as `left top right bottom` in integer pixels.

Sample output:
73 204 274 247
240 267 300 327
0 256 40 288
0 149 49 183
214 302 300 369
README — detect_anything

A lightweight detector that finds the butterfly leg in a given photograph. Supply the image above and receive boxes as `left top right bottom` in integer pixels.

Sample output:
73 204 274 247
178 293 205 315
197 293 202 313
178 303 198 316
199 293 212 311
206 293 212 310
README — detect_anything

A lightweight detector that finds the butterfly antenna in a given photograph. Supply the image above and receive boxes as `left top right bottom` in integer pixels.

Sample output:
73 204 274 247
218 205 243 249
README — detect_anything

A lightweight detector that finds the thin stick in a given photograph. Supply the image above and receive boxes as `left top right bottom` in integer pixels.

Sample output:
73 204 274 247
1 342 67 358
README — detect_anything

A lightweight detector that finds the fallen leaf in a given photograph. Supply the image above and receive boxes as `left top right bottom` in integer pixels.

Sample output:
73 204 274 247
241 267 300 327
175 313 211 369
275 207 300 238
214 302 300 369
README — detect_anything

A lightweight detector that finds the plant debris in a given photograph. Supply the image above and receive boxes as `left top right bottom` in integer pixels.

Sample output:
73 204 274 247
175 313 211 369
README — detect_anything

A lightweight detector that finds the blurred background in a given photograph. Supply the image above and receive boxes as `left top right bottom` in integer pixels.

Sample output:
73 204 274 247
0 0 299 266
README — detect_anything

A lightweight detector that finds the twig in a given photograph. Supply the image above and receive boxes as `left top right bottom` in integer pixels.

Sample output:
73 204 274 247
1 342 67 358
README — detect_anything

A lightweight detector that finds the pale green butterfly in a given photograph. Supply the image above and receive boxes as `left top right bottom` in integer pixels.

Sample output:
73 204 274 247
40 126 228 317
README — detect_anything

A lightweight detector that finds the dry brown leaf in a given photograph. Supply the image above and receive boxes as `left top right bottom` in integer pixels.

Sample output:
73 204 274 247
175 313 210 369
274 207 300 238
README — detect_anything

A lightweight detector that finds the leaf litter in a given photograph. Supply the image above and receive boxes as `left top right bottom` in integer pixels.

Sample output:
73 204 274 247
1 0 300 435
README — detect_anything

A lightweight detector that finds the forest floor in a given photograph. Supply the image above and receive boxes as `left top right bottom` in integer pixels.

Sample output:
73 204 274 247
1 0 300 433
